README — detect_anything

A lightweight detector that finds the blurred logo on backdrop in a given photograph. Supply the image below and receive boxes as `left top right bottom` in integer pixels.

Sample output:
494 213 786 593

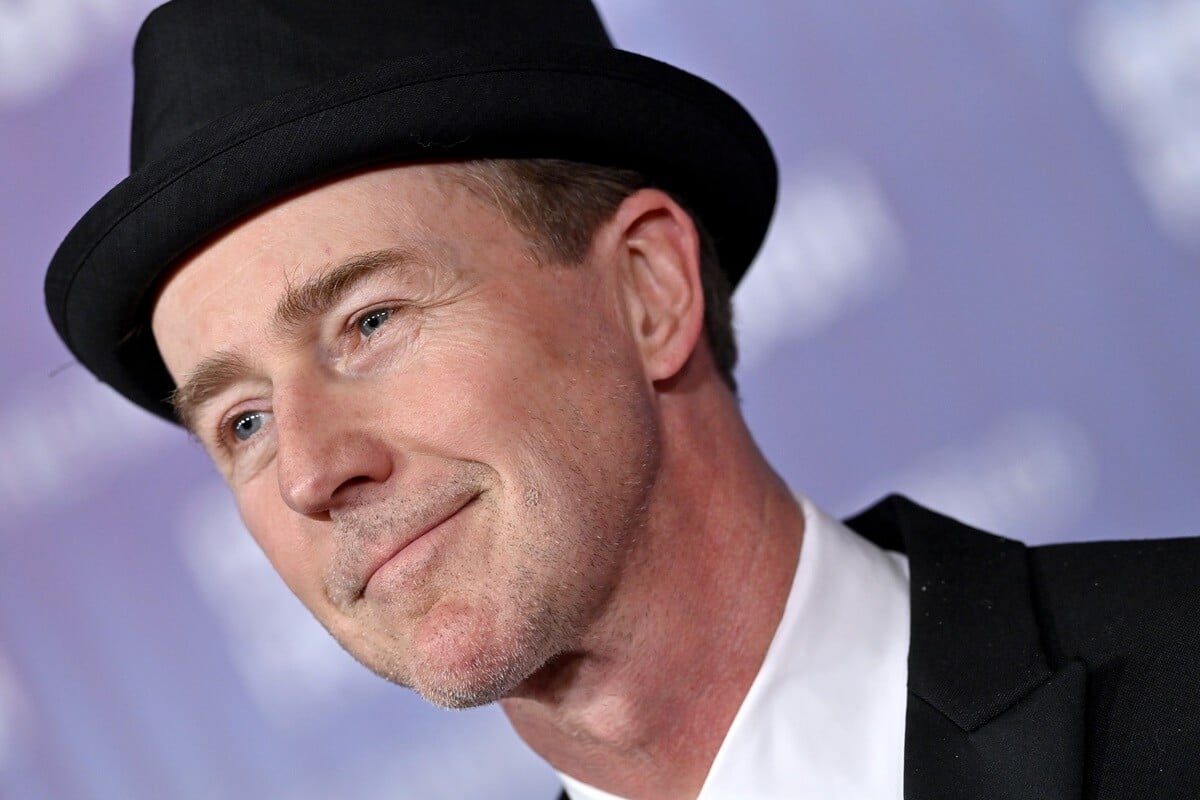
734 153 906 368
1077 0 1200 251
852 410 1099 543
175 482 383 726
0 369 175 534
0 0 161 107
0 651 29 773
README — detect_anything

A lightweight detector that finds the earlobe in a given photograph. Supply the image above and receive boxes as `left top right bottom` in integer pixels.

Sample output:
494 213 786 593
615 190 706 384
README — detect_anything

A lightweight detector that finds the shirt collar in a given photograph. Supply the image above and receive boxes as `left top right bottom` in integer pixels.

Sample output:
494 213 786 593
559 496 911 800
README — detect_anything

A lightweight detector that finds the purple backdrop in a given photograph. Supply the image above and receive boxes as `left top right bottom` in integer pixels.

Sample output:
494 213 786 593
2 1 1198 797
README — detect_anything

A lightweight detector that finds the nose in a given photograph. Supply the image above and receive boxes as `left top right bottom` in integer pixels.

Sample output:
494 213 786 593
273 382 393 517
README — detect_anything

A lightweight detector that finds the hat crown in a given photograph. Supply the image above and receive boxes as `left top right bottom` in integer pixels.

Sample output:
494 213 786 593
131 0 611 168
50 0 776 422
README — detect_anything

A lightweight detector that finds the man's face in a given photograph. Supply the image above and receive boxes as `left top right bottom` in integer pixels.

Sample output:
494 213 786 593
152 164 660 708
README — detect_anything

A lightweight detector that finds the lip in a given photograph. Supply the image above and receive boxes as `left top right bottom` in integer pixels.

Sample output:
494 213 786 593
358 492 477 598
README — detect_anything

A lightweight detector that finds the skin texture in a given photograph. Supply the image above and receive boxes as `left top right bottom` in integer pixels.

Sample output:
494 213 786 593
152 163 805 799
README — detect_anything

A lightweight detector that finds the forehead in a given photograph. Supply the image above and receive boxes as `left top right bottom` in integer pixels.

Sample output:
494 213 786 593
149 164 485 370
161 165 458 296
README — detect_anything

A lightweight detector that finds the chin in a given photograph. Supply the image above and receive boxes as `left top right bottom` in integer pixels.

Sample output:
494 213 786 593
405 638 553 710
399 598 561 710
410 659 529 709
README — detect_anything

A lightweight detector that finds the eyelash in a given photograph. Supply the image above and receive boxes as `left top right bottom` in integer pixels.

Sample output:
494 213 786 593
215 408 271 454
350 305 395 340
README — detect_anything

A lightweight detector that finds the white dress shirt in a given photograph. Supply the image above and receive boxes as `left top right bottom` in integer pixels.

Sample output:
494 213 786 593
558 496 910 799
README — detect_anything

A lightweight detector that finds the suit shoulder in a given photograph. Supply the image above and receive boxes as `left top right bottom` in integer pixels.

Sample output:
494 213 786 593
1027 535 1200 713
1032 534 1200 581
1030 536 1200 607
1029 536 1200 640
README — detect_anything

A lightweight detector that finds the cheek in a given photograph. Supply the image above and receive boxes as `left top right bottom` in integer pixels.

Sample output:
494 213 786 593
363 308 546 458
424 301 647 484
236 479 330 605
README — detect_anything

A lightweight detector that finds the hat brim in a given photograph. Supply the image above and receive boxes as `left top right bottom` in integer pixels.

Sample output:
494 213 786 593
45 42 777 423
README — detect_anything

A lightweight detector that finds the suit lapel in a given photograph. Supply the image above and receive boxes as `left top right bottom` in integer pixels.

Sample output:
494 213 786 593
847 496 1087 800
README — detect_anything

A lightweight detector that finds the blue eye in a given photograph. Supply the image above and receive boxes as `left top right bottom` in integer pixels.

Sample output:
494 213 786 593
357 308 392 337
231 411 266 442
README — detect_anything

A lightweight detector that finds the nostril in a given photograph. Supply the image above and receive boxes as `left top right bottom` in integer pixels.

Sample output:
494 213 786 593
334 474 376 497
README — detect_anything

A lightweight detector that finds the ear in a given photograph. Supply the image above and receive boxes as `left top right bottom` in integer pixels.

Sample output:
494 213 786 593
609 189 705 384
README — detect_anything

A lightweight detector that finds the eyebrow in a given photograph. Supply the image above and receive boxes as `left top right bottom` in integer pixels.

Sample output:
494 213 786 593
171 351 253 434
170 247 412 433
271 248 412 338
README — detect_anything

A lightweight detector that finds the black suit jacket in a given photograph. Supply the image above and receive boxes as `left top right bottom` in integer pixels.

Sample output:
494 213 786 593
849 495 1200 799
555 496 1200 798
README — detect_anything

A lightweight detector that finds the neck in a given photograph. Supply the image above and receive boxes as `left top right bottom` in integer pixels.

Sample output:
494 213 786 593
500 382 805 799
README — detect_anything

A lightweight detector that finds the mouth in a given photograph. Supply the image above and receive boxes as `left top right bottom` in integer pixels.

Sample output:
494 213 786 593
356 492 479 600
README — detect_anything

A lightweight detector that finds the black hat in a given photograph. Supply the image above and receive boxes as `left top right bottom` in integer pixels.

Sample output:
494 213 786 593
44 0 777 423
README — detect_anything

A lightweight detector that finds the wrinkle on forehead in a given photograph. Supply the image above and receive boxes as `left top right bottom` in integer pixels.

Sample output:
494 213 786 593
153 163 492 428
